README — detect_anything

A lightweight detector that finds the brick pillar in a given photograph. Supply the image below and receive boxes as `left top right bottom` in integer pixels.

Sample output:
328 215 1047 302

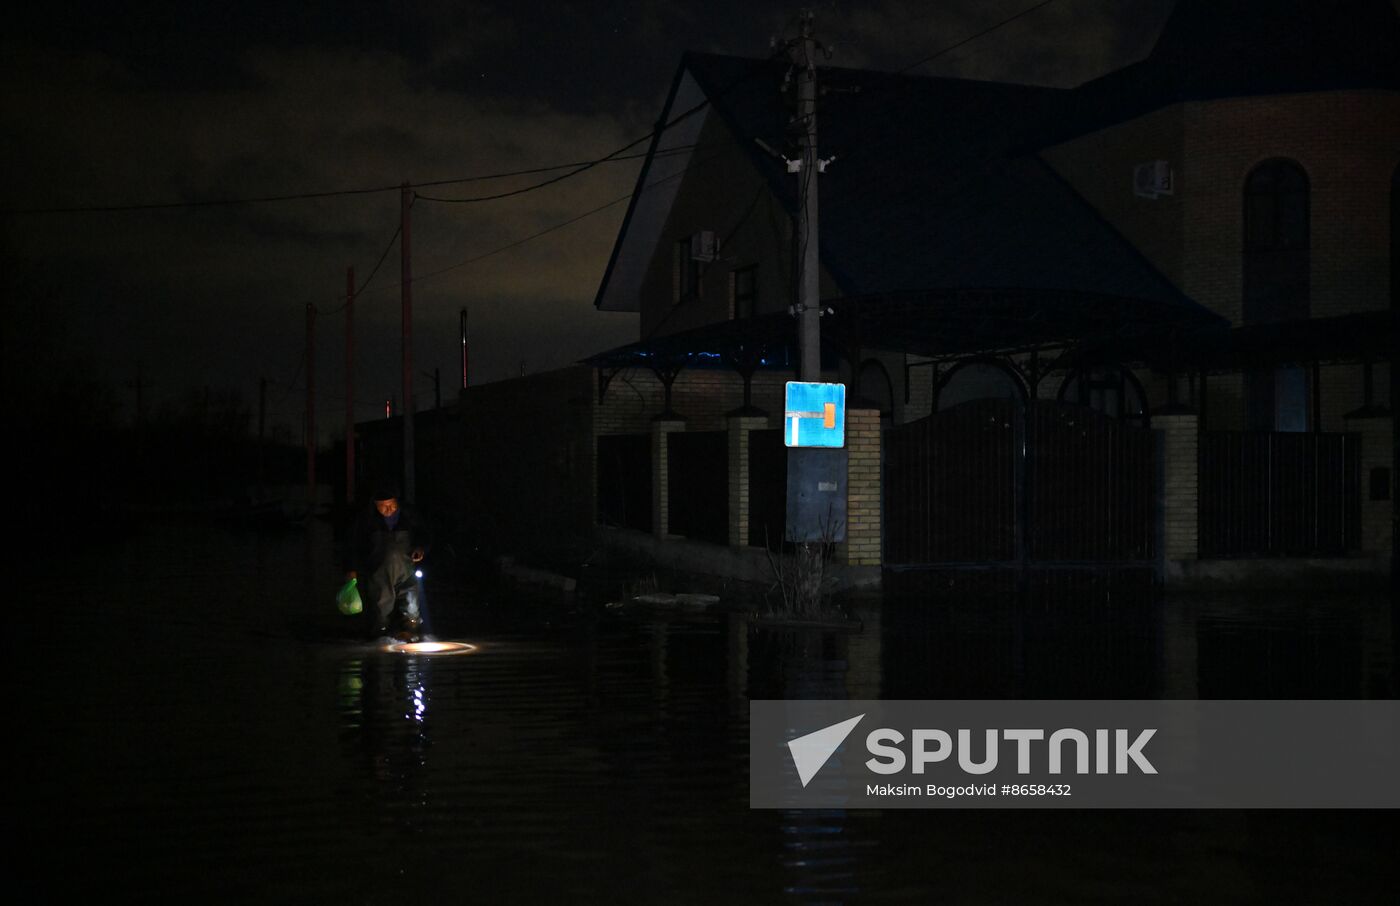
651 418 685 538
1343 413 1393 555
840 408 882 566
727 414 768 547
1157 412 1199 562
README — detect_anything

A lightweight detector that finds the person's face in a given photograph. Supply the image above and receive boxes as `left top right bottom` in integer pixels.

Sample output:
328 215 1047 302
375 497 399 518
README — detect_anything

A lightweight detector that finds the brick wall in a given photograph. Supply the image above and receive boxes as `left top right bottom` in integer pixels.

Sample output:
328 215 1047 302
1043 91 1399 429
1345 415 1394 555
651 418 684 536
1157 413 1199 561
726 414 768 546
840 408 883 566
903 355 935 422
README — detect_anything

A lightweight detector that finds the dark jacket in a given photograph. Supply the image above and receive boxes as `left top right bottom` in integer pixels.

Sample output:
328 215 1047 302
344 504 432 575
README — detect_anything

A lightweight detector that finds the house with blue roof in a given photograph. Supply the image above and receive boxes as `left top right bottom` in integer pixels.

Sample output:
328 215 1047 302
392 1 1395 590
571 0 1399 588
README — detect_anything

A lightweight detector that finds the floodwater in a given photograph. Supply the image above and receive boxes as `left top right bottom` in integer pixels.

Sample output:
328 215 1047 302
15 520 1398 903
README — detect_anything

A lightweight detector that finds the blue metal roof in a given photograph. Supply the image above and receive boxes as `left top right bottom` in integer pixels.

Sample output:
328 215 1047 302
679 51 1212 318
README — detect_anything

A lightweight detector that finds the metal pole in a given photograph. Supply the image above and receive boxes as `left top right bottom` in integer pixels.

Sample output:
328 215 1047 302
467 308 478 389
794 11 821 381
345 265 355 503
306 303 316 507
401 183 416 503
258 375 266 488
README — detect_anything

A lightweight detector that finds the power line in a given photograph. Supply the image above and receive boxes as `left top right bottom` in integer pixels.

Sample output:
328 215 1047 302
8 51 777 222
891 0 1059 79
369 144 747 293
413 145 697 204
1 148 686 216
810 0 1062 134
316 221 403 316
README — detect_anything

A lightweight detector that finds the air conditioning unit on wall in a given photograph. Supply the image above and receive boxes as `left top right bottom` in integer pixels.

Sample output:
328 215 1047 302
689 230 718 262
1133 160 1173 199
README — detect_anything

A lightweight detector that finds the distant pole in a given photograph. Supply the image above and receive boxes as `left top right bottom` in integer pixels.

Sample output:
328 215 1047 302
305 303 316 506
793 10 821 381
401 182 416 504
258 376 267 487
345 265 356 503
129 360 147 466
135 361 146 430
460 307 469 390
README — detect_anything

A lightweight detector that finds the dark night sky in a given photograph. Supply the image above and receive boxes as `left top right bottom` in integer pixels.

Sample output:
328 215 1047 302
3 0 1187 440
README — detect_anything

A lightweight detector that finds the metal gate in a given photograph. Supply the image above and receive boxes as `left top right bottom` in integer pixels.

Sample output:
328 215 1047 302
885 398 1155 568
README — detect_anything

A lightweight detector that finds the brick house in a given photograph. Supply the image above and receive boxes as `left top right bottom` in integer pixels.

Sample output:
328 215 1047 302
571 0 1398 585
380 0 1395 586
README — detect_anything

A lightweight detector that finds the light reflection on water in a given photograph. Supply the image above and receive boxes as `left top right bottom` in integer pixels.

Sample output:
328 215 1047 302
14 520 1398 902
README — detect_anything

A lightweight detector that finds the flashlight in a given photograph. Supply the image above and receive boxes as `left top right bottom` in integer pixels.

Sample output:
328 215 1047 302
415 569 423 579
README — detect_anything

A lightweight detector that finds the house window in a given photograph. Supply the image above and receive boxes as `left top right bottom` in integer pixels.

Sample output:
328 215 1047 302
675 239 699 305
732 265 757 319
1243 159 1309 323
1391 163 1399 310
1243 159 1310 431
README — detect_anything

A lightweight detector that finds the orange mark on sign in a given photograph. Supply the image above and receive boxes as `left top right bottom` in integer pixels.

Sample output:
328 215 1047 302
823 402 836 429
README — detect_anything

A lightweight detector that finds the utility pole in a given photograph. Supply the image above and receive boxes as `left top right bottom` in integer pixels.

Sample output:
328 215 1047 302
128 360 147 471
257 376 267 488
345 266 355 504
132 361 146 430
401 182 416 504
422 367 440 410
460 307 469 391
305 303 316 507
793 10 822 381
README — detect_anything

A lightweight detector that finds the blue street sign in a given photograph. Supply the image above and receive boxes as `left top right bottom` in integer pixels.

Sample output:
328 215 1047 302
784 382 846 448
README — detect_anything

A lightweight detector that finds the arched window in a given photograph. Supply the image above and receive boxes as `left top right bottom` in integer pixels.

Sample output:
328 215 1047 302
1243 159 1310 430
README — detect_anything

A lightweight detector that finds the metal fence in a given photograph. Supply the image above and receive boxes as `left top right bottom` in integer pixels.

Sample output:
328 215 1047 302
667 430 728 544
1198 431 1360 557
748 429 787 549
597 433 651 533
885 399 1155 567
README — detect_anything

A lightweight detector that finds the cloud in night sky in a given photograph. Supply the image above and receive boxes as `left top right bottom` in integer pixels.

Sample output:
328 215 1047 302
3 0 1188 438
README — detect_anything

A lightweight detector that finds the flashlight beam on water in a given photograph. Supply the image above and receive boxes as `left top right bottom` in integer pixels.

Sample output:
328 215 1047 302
384 641 478 656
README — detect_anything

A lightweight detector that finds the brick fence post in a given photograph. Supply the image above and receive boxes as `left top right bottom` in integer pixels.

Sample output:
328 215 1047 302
1343 412 1393 556
651 418 685 538
840 408 882 566
1157 412 1199 562
727 414 769 547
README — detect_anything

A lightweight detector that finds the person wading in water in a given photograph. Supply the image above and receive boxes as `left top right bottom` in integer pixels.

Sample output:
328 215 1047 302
344 483 431 641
